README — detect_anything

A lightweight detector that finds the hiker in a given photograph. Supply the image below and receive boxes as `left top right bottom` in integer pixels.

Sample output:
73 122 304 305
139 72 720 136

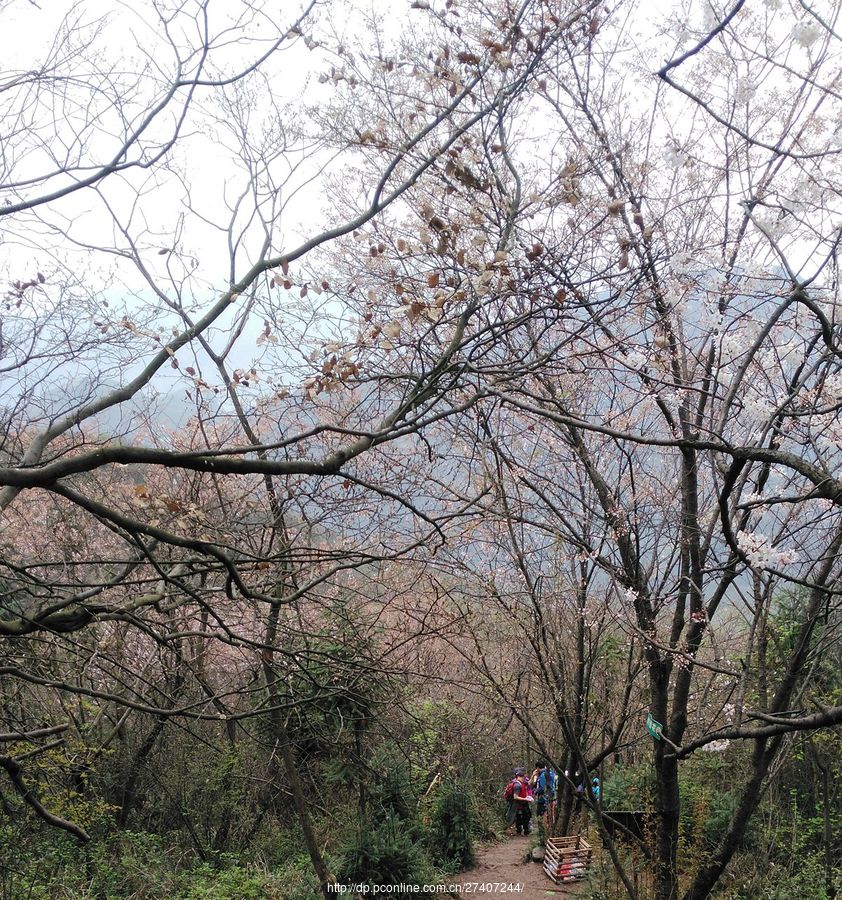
546 766 558 826
531 762 547 819
503 769 519 828
531 761 557 823
590 775 601 803
503 768 533 835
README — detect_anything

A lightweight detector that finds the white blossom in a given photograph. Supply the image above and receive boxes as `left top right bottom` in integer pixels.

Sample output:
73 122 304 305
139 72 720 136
741 396 775 423
734 78 758 105
702 739 731 753
702 3 719 31
670 251 695 276
822 371 842 401
755 210 794 241
625 349 648 370
720 332 751 363
779 337 805 366
793 21 822 48
703 270 725 292
736 530 800 569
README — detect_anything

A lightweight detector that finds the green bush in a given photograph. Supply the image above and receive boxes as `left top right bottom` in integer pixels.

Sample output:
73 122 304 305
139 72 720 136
732 853 841 899
427 786 474 871
268 853 322 900
336 814 432 887
0 826 323 900
183 865 269 900
602 763 652 810
377 765 415 824
677 751 739 853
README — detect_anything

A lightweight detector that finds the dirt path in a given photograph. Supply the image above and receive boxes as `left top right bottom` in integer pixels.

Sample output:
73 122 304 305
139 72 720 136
448 835 586 899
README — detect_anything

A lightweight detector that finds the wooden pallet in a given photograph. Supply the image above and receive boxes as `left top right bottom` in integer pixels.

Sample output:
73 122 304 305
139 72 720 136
543 835 593 883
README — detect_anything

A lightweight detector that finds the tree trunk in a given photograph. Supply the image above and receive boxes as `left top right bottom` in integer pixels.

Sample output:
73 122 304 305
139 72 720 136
683 536 842 899
355 718 367 818
117 715 167 828
558 750 575 836
651 659 679 900
261 600 336 900
275 713 336 899
821 760 835 900
652 750 680 900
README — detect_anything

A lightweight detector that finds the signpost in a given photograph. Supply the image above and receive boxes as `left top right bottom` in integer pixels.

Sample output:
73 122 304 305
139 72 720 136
646 712 663 741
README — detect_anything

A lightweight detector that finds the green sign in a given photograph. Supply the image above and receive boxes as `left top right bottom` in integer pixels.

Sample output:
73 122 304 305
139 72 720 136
646 713 663 741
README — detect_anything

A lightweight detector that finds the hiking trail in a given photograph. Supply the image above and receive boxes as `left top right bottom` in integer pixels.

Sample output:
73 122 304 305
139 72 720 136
448 835 587 899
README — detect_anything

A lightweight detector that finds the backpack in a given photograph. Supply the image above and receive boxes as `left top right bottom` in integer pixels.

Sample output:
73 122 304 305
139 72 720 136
537 768 557 798
503 776 530 801
514 776 532 800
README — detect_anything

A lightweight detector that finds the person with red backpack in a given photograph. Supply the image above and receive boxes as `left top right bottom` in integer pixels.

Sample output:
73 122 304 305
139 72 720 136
503 768 533 835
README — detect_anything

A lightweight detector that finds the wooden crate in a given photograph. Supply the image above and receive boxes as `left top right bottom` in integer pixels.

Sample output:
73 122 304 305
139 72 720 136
543 835 593 883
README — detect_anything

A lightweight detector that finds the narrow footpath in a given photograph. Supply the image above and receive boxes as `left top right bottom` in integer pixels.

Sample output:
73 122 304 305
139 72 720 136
448 835 586 899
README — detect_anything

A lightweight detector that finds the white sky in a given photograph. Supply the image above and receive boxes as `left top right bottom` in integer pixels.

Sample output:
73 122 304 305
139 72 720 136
2 0 841 431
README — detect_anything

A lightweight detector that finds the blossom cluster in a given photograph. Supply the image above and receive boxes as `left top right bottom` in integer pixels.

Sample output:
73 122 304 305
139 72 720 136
736 530 799 569
701 739 731 753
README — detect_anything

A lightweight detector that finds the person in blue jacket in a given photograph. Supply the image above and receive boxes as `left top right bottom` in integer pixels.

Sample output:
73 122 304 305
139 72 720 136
531 761 557 824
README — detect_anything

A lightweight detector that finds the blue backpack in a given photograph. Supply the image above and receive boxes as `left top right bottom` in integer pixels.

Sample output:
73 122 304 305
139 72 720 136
537 768 557 798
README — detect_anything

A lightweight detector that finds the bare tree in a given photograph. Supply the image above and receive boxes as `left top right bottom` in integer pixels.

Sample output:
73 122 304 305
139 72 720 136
0 0 601 879
5 2 842 897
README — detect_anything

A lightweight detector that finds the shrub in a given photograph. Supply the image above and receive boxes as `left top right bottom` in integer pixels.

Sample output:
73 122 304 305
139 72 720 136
601 763 652 810
427 786 474 871
183 865 269 900
731 853 841 900
336 814 432 887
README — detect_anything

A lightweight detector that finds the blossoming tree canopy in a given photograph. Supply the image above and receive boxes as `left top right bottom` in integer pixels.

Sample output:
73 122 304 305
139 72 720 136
2 0 842 898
